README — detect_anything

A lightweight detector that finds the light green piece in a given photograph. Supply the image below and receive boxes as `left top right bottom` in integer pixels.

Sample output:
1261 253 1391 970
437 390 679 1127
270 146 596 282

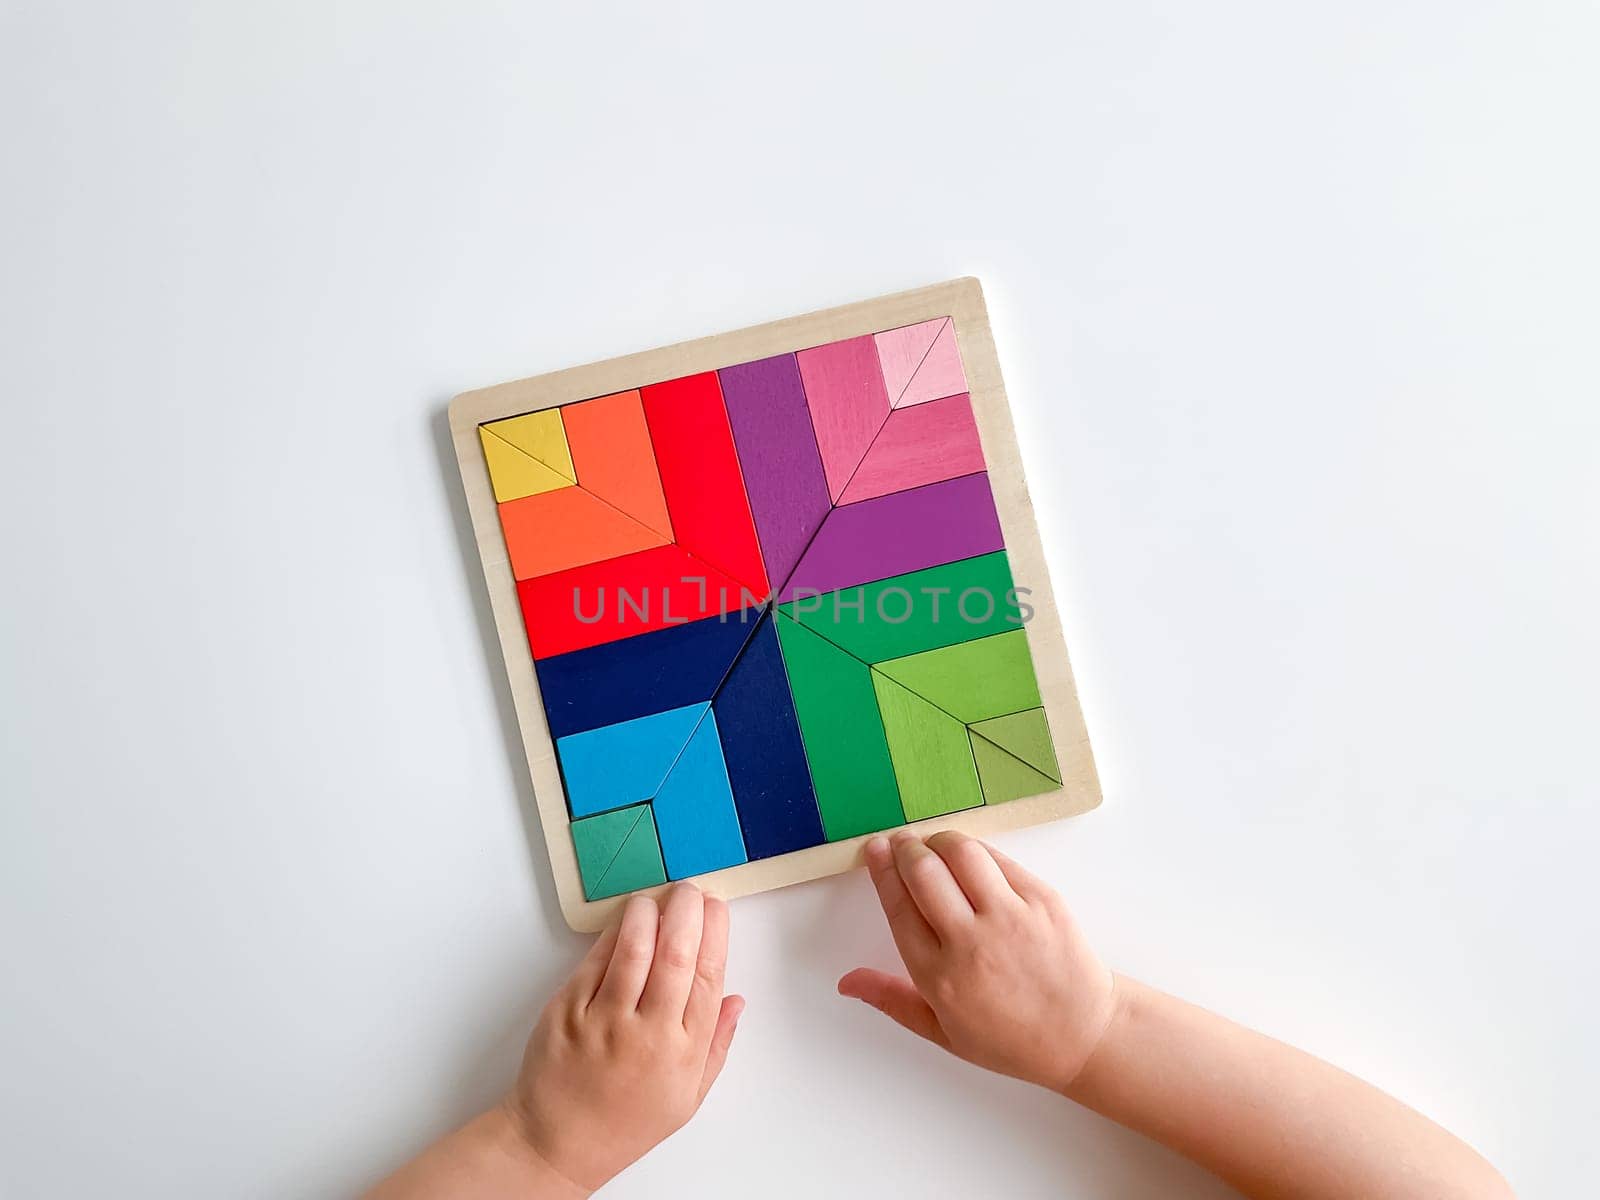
969 733 1060 805
968 708 1061 783
870 671 983 821
778 552 1023 663
571 805 666 900
874 630 1041 723
773 614 904 840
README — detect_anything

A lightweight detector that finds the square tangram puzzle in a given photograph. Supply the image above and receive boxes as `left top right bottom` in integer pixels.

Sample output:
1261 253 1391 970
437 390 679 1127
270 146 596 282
451 278 1100 930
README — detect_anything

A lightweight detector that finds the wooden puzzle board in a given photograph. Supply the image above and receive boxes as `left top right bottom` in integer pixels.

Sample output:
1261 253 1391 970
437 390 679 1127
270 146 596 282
450 278 1101 931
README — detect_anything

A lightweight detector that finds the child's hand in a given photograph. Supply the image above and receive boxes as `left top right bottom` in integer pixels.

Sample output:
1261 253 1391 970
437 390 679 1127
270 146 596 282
505 883 744 1195
838 830 1115 1094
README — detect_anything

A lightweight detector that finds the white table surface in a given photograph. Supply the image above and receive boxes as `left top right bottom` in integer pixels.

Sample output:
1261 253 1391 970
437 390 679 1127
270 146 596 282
4 3 1595 1196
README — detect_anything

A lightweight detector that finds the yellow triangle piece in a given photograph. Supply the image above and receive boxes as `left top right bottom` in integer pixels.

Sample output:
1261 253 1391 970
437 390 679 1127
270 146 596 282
479 427 575 502
482 410 575 480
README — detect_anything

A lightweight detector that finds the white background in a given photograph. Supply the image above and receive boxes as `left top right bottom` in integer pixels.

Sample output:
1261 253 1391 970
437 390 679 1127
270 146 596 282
3 2 1595 1196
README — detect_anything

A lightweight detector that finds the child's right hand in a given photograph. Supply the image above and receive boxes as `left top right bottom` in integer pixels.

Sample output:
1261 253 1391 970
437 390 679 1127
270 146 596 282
838 830 1117 1094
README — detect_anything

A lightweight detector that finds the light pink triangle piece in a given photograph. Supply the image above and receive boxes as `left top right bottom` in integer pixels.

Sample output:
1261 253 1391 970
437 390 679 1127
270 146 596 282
896 319 968 408
873 319 945 405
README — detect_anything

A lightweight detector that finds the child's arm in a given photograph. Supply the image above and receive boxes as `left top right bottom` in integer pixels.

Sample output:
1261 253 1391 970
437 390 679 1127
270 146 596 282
840 831 1513 1200
367 884 742 1199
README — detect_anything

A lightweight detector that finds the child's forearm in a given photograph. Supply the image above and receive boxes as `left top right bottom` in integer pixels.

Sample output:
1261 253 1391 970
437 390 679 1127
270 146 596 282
1064 976 1513 1200
365 1107 588 1200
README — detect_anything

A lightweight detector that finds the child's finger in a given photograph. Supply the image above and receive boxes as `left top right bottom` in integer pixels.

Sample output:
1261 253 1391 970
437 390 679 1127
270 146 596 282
593 894 660 1012
566 924 620 1008
684 895 729 1037
864 835 940 962
837 968 948 1048
982 842 1054 904
891 831 974 935
696 993 745 1102
926 830 1016 911
639 883 705 1019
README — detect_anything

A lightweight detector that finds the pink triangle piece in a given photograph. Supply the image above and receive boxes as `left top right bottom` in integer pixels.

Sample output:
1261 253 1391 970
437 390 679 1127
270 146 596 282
873 318 945 405
838 393 985 504
895 319 968 408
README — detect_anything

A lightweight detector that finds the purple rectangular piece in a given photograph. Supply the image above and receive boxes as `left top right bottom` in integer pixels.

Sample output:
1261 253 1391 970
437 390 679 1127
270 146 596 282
778 472 1003 603
719 353 833 595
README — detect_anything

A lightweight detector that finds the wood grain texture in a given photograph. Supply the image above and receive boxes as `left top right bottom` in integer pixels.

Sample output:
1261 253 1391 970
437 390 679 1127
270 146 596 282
652 711 748 879
481 410 575 478
712 617 825 860
718 353 831 592
780 473 1004 604
871 671 984 821
496 486 668 582
479 427 573 501
642 372 770 598
837 392 985 505
969 708 1061 782
515 543 759 659
874 630 1042 723
895 317 967 408
450 277 1103 931
969 734 1060 807
554 702 707 818
778 551 1021 664
561 390 673 538
873 318 945 405
795 334 890 502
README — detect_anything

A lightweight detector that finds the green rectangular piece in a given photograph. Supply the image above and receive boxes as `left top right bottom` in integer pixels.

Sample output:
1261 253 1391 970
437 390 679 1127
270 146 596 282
773 614 904 840
873 630 1042 723
871 671 984 820
778 551 1022 664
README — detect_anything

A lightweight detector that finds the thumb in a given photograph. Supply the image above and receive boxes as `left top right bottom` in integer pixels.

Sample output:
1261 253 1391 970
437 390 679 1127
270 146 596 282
697 994 744 1101
837 968 948 1048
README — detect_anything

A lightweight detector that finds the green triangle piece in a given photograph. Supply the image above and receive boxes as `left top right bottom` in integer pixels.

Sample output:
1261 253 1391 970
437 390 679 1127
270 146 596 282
571 806 648 900
592 807 667 899
773 613 904 840
968 708 1061 783
870 670 983 822
969 732 1060 805
875 630 1041 723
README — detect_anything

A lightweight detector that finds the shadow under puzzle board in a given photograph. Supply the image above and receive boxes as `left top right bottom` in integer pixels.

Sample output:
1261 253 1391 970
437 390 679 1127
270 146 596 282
449 278 1101 931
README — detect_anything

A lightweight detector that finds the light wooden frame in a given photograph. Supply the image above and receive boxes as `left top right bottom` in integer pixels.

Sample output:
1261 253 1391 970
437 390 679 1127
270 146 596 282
449 277 1101 931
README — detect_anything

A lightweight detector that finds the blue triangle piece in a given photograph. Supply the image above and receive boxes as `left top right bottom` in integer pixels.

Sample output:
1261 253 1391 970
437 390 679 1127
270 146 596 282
556 703 708 818
653 711 748 879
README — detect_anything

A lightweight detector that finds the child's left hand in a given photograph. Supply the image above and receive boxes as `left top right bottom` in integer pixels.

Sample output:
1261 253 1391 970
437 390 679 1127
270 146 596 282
504 883 744 1195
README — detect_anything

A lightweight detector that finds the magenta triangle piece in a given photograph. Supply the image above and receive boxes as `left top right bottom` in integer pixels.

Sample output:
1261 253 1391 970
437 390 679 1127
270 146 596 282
895 319 967 408
796 335 891 502
779 472 1003 603
838 393 984 505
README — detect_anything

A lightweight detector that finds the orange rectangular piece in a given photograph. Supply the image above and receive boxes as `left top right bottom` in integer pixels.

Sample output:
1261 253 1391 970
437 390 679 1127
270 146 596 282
517 543 764 658
497 486 668 581
640 373 770 599
560 390 674 539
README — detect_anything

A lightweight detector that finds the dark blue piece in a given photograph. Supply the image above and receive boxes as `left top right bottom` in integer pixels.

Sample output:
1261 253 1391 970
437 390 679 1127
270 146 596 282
713 615 826 859
536 613 760 739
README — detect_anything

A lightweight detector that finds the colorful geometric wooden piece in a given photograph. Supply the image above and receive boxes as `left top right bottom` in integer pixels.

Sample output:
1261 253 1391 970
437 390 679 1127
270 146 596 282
572 805 667 900
773 613 903 840
561 390 674 538
641 373 770 598
894 317 967 408
837 392 984 504
969 734 1059 806
870 671 984 821
873 318 945 407
713 617 825 860
780 473 1004 604
874 630 1042 724
479 427 573 501
968 708 1061 783
497 485 669 582
719 354 832 592
482 410 575 479
534 613 762 739
516 544 761 659
651 711 749 879
555 703 709 818
795 334 891 503
779 551 1023 664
